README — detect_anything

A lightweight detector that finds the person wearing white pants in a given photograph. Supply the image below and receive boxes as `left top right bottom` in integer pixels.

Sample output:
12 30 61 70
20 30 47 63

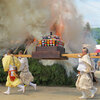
76 47 97 99
18 50 36 91
2 50 25 95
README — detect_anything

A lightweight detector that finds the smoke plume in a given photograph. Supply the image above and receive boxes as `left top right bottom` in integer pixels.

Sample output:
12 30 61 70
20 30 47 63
0 0 96 74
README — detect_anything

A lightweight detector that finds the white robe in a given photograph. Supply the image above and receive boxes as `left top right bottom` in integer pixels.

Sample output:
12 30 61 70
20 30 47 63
18 57 29 72
77 54 94 73
76 54 93 90
18 57 34 85
77 58 87 72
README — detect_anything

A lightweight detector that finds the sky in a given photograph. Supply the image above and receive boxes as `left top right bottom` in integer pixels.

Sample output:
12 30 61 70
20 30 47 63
75 0 100 28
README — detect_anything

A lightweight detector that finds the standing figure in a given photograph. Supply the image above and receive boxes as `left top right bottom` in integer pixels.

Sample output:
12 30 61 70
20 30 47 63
18 50 36 91
2 50 25 95
76 47 97 99
97 61 100 70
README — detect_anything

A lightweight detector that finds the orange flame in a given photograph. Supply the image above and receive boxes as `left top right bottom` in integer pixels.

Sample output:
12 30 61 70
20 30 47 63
33 38 36 42
50 0 64 40
55 16 64 40
54 15 64 40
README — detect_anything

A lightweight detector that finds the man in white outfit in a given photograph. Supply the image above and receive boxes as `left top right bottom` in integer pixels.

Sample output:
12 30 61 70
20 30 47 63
76 47 97 99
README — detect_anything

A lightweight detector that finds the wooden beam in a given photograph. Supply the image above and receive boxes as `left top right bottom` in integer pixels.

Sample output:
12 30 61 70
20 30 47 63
62 53 99 58
13 53 100 59
91 56 100 58
14 55 32 58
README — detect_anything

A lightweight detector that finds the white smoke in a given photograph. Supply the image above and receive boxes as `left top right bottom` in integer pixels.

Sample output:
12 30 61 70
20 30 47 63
0 0 96 75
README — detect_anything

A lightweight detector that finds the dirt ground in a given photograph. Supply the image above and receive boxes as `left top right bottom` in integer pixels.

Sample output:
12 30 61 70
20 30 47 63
0 71 100 100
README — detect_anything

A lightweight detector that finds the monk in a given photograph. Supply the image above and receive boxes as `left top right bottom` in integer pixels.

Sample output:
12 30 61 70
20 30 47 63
18 50 36 91
2 49 25 95
76 47 97 99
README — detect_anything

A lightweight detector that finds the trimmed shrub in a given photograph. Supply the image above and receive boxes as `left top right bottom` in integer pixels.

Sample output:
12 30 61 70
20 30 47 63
29 58 77 86
0 58 7 83
0 57 77 87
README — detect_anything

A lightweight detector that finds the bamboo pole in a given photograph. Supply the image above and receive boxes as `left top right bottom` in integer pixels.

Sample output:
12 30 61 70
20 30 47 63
13 53 100 58
13 46 20 54
14 55 32 58
62 53 99 58
91 56 100 58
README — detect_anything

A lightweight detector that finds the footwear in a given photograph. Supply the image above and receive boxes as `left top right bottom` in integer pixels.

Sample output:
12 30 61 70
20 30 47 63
29 82 37 90
17 85 25 93
18 88 23 92
79 96 87 99
90 88 97 98
4 87 10 95
33 84 36 91
4 91 10 95
22 86 25 93
79 91 87 99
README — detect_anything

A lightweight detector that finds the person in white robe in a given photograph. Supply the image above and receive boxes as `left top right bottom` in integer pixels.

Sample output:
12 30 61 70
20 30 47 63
18 50 36 91
76 47 97 99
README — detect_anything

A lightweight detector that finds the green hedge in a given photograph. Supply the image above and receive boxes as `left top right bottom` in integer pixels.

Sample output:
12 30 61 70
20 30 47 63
29 58 77 86
0 58 77 87
0 58 7 83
